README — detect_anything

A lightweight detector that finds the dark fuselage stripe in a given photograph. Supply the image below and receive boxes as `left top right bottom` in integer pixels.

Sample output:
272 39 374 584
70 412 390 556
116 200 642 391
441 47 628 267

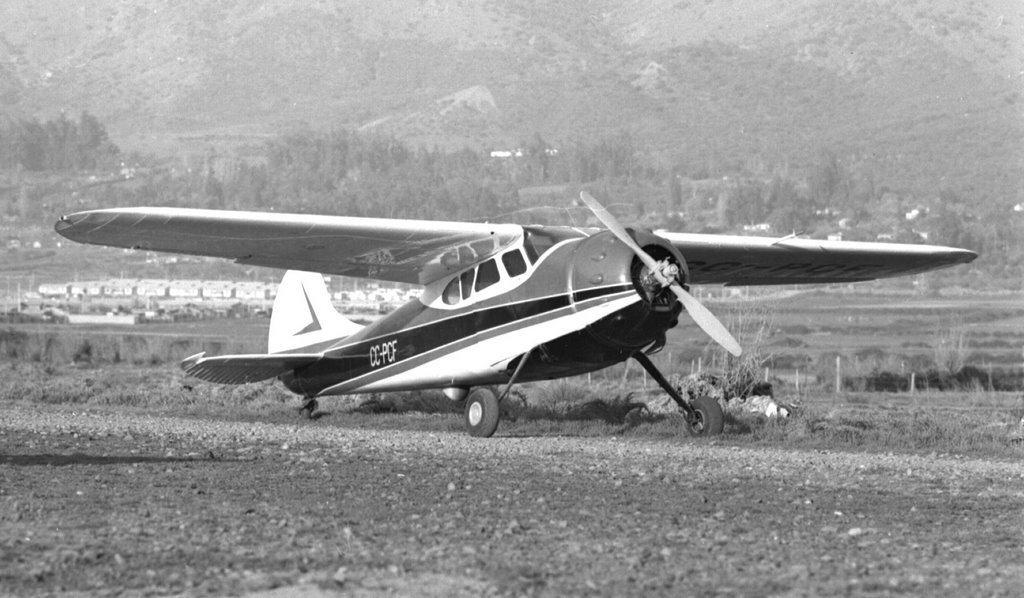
297 285 636 394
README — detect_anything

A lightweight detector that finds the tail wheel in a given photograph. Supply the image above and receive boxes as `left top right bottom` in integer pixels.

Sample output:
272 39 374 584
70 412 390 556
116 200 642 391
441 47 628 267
685 394 724 437
464 387 500 438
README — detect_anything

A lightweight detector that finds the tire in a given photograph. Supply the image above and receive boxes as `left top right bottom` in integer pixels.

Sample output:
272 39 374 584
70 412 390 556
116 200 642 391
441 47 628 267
684 394 724 437
299 398 318 419
464 387 500 438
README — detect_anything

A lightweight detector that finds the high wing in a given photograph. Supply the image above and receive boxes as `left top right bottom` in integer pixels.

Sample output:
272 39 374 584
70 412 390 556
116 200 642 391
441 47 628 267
55 207 523 285
55 207 977 287
659 232 977 285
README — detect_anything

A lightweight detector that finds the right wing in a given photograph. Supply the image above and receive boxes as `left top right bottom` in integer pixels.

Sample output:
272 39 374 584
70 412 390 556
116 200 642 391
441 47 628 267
181 352 322 385
55 207 523 285
659 232 977 285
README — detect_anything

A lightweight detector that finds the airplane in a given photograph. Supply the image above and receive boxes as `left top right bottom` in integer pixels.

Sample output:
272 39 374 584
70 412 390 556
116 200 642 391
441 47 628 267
55 192 977 437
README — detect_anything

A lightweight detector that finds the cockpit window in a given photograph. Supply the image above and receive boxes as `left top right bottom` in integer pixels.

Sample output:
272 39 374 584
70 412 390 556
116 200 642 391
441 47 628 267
475 259 500 292
501 249 527 277
522 228 564 264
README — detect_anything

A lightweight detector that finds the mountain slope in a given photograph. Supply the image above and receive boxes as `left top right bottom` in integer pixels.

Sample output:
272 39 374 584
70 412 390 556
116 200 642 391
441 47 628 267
0 0 1021 202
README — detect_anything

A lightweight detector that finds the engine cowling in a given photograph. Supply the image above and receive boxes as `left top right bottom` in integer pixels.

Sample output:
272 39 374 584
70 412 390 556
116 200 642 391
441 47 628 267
568 229 687 353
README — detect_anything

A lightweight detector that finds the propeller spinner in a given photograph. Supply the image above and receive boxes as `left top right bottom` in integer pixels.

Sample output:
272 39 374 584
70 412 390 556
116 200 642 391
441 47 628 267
579 191 742 357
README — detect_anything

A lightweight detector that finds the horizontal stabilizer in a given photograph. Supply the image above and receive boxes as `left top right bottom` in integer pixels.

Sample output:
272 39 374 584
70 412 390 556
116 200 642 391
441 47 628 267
181 352 321 385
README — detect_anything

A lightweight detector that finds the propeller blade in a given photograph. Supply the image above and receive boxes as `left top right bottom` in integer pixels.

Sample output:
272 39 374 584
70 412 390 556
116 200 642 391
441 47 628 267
579 190 743 357
670 285 743 357
579 191 660 273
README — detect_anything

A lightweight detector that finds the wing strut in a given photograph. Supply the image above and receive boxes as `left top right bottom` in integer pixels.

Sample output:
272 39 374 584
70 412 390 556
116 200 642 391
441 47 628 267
499 348 534 403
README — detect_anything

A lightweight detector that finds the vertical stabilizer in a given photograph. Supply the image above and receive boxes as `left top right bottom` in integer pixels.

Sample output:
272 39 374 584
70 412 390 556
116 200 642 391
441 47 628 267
268 270 363 354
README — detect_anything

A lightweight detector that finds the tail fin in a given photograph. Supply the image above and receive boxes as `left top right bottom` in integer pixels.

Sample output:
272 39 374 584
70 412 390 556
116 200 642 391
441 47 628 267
268 270 363 354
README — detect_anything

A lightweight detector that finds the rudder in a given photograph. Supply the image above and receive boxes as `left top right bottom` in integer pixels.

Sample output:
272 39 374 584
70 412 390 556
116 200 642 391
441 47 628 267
268 270 363 354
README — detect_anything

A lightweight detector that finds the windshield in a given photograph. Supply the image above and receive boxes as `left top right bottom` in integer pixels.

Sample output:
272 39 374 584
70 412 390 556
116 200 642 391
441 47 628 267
522 226 581 263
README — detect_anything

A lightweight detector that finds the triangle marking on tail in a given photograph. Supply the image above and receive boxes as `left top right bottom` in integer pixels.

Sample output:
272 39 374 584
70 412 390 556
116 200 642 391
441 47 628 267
296 285 323 336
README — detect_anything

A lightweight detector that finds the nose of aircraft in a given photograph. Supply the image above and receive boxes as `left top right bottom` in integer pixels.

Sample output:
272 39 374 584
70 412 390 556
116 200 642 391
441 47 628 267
579 191 742 357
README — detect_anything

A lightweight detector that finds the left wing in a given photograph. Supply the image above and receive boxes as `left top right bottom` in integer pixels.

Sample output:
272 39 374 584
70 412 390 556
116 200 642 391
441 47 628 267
55 207 523 285
659 232 977 285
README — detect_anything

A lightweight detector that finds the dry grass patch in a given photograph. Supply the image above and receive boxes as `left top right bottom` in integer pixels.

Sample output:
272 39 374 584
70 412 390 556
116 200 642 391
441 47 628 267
3 361 1022 457
729 395 1024 458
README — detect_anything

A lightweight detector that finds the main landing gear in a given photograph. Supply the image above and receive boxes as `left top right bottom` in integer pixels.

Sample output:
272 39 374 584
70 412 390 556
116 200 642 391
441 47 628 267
632 352 724 436
464 387 501 437
463 348 535 438
299 397 318 419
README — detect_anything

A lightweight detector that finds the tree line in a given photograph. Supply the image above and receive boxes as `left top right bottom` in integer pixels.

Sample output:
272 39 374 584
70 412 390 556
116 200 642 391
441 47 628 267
5 115 1019 286
0 112 120 171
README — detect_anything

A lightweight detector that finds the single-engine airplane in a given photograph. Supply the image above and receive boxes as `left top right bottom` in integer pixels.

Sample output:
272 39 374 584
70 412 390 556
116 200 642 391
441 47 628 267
55 192 976 437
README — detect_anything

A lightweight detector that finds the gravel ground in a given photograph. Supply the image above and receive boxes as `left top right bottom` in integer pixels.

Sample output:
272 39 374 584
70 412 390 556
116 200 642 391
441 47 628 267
2 404 1024 597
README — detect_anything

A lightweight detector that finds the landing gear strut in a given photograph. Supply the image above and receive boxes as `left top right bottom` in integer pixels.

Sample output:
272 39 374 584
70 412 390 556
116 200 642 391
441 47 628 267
632 352 724 436
464 348 534 438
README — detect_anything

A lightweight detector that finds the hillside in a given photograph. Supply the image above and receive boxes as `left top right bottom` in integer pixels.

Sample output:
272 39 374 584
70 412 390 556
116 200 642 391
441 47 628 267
0 0 1022 203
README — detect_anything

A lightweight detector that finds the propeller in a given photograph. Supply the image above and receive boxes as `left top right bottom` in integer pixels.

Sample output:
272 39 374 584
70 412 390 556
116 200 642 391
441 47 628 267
579 191 742 357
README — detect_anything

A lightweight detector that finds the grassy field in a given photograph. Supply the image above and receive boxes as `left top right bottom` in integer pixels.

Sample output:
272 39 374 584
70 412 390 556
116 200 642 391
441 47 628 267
6 288 1020 373
1 290 1021 458
650 289 1024 389
1 359 1021 460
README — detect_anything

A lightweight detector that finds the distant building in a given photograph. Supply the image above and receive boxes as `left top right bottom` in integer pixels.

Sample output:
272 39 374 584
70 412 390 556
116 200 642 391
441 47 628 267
136 280 168 297
905 207 928 220
38 283 69 297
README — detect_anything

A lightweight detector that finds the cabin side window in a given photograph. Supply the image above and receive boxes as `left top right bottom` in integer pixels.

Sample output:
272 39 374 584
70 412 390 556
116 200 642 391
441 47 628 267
460 269 475 300
475 259 500 292
439 248 529 307
501 249 527 277
442 276 461 305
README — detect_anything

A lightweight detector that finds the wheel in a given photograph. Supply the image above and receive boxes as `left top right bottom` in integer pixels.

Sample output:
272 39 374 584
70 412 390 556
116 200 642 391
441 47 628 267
684 394 724 437
464 387 500 438
299 398 318 419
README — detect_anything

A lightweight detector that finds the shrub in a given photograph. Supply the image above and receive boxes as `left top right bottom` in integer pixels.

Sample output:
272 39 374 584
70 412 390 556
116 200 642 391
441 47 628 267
72 339 94 364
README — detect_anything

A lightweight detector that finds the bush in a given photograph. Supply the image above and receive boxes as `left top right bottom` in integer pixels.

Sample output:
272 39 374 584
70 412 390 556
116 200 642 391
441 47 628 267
354 390 460 414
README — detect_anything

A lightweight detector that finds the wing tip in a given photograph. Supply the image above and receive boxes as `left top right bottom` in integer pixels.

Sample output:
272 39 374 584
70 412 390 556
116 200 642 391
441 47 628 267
181 352 207 372
54 214 78 237
951 249 978 265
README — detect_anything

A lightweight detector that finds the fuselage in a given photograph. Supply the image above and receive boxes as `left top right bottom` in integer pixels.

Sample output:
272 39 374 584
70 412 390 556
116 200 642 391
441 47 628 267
280 227 685 398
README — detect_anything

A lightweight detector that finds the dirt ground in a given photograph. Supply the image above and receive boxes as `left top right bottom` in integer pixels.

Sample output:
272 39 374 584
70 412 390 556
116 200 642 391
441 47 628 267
2 405 1023 597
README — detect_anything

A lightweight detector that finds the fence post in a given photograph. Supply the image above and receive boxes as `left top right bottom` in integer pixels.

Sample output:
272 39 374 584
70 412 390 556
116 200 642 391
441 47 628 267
835 355 842 395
